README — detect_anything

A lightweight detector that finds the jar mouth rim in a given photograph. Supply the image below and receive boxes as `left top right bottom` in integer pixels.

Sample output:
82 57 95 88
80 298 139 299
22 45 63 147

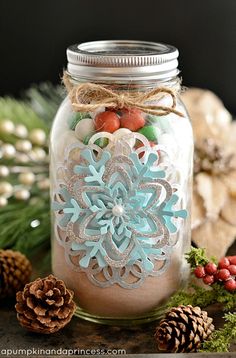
66 40 179 82
75 40 177 59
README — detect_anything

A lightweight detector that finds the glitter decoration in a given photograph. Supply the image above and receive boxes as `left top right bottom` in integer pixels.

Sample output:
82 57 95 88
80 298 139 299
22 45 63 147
53 133 187 288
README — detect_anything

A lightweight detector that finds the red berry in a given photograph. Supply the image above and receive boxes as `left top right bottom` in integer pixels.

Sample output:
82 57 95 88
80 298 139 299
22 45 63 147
224 278 236 292
227 256 236 265
217 268 231 281
120 111 145 131
228 265 236 275
203 275 215 285
194 266 206 278
95 111 120 133
205 262 217 275
218 257 230 269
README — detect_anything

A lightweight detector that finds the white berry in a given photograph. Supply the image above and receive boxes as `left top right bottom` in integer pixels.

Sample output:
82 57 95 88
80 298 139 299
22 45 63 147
16 140 32 153
0 196 8 207
0 120 15 134
19 172 35 186
15 124 28 138
0 182 13 196
2 144 16 159
0 166 9 177
37 178 50 190
30 147 46 161
14 189 30 201
29 128 46 145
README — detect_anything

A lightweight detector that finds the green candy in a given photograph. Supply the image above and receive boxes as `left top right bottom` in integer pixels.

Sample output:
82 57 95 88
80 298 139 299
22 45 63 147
138 125 161 141
68 112 91 130
83 135 109 148
83 135 91 145
95 137 109 148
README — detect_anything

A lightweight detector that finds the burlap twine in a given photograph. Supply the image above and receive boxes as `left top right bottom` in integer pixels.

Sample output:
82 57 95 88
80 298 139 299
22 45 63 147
63 72 184 117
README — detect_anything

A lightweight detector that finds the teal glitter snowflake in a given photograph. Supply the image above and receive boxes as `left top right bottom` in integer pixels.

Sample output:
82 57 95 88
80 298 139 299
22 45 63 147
53 146 187 288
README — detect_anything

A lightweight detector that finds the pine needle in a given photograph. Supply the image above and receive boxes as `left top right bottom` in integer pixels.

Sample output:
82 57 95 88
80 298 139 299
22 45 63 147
166 283 236 312
0 82 62 262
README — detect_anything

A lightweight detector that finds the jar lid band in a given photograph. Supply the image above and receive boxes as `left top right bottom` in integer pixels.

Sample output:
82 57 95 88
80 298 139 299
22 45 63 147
66 40 179 82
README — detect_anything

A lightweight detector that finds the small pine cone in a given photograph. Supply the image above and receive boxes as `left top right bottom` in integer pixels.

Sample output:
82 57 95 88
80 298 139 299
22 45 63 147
0 249 32 299
155 305 214 353
15 274 76 334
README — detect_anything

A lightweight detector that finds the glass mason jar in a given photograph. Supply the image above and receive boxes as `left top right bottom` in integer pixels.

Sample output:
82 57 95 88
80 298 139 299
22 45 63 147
51 40 193 324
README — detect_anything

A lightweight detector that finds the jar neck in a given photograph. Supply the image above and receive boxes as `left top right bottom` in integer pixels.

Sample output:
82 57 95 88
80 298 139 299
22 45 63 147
66 72 181 92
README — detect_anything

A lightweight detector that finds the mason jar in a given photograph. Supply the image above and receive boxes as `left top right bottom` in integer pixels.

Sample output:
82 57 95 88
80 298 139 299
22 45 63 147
50 40 193 324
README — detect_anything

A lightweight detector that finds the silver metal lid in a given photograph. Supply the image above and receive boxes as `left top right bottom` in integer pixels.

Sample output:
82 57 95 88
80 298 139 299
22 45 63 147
66 40 179 82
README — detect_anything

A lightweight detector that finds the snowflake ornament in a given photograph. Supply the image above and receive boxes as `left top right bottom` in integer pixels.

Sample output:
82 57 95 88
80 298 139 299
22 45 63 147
53 132 187 288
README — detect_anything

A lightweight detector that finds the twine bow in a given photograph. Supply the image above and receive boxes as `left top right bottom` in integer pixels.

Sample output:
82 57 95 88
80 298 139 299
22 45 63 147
63 72 184 117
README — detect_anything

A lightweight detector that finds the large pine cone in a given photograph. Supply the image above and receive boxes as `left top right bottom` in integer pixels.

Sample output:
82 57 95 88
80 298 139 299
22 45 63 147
0 249 32 299
155 305 214 353
15 274 76 334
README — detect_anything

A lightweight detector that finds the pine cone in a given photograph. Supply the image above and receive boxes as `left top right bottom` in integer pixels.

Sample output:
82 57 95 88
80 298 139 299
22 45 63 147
155 305 214 353
15 274 76 334
0 249 32 299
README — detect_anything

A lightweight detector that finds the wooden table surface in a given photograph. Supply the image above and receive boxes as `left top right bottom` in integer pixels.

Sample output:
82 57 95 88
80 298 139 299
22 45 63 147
0 301 235 356
0 243 235 356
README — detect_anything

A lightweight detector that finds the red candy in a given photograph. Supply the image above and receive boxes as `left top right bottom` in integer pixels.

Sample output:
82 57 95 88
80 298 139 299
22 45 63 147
224 279 236 292
205 262 217 275
218 257 230 269
95 111 120 133
120 109 145 131
194 266 206 278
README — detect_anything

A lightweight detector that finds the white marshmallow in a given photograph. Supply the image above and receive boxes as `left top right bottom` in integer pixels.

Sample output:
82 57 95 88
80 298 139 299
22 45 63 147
75 118 95 141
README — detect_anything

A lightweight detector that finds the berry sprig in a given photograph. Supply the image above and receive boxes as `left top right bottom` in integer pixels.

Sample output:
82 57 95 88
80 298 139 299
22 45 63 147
166 247 235 353
194 256 236 292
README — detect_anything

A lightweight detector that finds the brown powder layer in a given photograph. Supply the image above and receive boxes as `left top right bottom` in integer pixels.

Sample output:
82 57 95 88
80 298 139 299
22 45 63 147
52 240 188 318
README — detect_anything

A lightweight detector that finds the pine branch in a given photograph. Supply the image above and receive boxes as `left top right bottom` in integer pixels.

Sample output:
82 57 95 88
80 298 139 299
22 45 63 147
0 85 59 261
24 82 65 124
0 198 50 256
0 97 48 132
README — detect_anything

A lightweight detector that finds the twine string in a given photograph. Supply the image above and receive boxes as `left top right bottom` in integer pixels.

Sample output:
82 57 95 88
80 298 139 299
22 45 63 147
63 72 184 117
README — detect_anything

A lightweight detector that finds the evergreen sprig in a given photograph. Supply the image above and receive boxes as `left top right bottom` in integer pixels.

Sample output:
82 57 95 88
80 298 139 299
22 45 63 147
0 83 62 262
200 312 236 352
0 198 50 253
0 97 48 133
185 246 217 269
24 82 65 125
167 283 236 311
169 247 236 310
